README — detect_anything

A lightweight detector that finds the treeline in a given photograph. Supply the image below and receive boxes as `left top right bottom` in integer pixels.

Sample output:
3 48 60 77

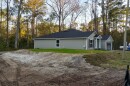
0 0 129 50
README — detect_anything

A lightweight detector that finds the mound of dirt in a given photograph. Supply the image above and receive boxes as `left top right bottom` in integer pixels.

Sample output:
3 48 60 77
0 50 126 86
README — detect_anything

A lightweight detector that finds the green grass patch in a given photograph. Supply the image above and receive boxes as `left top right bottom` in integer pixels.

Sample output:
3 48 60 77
30 48 106 54
31 49 130 69
83 51 130 69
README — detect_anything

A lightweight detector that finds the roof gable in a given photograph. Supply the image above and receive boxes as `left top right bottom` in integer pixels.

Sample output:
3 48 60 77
36 29 94 39
101 35 112 40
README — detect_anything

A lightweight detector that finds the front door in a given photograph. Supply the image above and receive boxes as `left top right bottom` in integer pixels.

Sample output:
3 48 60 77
97 39 99 49
107 43 111 50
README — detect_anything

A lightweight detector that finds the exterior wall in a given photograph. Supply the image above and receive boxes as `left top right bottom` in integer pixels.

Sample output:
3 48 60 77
101 40 106 50
101 37 113 50
34 39 56 48
88 32 96 40
34 38 87 49
94 38 101 49
60 38 86 49
87 32 96 49
105 37 113 50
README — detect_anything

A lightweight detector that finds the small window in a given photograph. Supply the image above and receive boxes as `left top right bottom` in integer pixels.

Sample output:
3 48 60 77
56 44 59 47
56 40 59 43
56 40 60 47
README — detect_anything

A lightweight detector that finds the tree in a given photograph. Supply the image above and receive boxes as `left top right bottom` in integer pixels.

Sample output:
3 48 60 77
123 0 129 59
107 0 124 31
0 0 2 36
6 0 9 47
24 0 46 38
46 0 80 31
70 1 83 29
102 0 106 35
15 0 23 49
84 0 100 32
37 21 59 36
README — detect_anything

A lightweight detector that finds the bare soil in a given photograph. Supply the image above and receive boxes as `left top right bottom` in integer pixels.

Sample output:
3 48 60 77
0 50 126 86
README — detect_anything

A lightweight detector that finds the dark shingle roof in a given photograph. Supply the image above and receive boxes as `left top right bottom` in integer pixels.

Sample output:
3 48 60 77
36 29 94 38
94 34 99 37
101 35 110 40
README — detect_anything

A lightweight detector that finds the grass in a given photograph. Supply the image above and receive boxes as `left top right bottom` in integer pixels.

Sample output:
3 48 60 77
30 48 106 54
83 50 130 69
31 49 130 69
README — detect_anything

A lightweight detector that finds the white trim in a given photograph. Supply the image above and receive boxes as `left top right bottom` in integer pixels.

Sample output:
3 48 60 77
104 36 114 42
105 41 107 50
95 35 102 39
95 38 97 49
111 42 112 50
88 31 97 39
99 39 101 49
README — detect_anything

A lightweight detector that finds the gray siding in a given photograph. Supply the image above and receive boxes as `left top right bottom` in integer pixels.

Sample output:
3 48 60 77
87 32 96 49
101 40 106 50
34 38 87 49
101 36 113 50
60 38 86 49
34 39 56 48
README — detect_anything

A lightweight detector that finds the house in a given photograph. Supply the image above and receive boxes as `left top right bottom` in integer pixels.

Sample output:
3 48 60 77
34 29 114 50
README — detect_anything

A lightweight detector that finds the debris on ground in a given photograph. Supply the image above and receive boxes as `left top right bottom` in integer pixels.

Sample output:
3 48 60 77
0 50 125 86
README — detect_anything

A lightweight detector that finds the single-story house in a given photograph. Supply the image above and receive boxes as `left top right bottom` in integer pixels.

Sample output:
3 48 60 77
34 29 114 50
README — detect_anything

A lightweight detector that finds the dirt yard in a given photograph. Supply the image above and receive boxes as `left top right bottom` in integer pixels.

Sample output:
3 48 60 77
0 50 126 86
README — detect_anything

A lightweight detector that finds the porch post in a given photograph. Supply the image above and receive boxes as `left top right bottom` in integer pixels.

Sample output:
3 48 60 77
111 42 112 50
99 39 101 49
95 38 97 49
86 38 88 50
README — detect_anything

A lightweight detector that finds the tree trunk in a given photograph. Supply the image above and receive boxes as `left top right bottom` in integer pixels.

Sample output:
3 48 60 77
61 9 64 30
0 0 2 37
31 16 35 38
94 0 98 32
58 7 61 32
27 20 29 48
6 0 9 48
36 19 37 37
70 13 74 29
15 0 23 49
122 0 129 59
102 0 106 35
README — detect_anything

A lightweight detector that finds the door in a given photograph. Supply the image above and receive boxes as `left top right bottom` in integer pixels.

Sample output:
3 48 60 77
97 39 99 49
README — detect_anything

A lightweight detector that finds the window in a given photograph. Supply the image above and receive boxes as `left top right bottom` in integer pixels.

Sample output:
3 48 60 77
56 40 59 43
56 40 60 47
89 40 93 48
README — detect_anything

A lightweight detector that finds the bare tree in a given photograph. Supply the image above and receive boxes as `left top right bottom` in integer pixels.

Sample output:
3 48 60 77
70 0 83 29
85 0 99 31
46 0 80 31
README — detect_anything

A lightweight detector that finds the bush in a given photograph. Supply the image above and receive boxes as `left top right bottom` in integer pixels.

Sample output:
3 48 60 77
0 38 6 51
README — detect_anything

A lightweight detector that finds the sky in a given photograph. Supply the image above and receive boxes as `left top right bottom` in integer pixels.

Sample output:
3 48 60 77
2 0 123 28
